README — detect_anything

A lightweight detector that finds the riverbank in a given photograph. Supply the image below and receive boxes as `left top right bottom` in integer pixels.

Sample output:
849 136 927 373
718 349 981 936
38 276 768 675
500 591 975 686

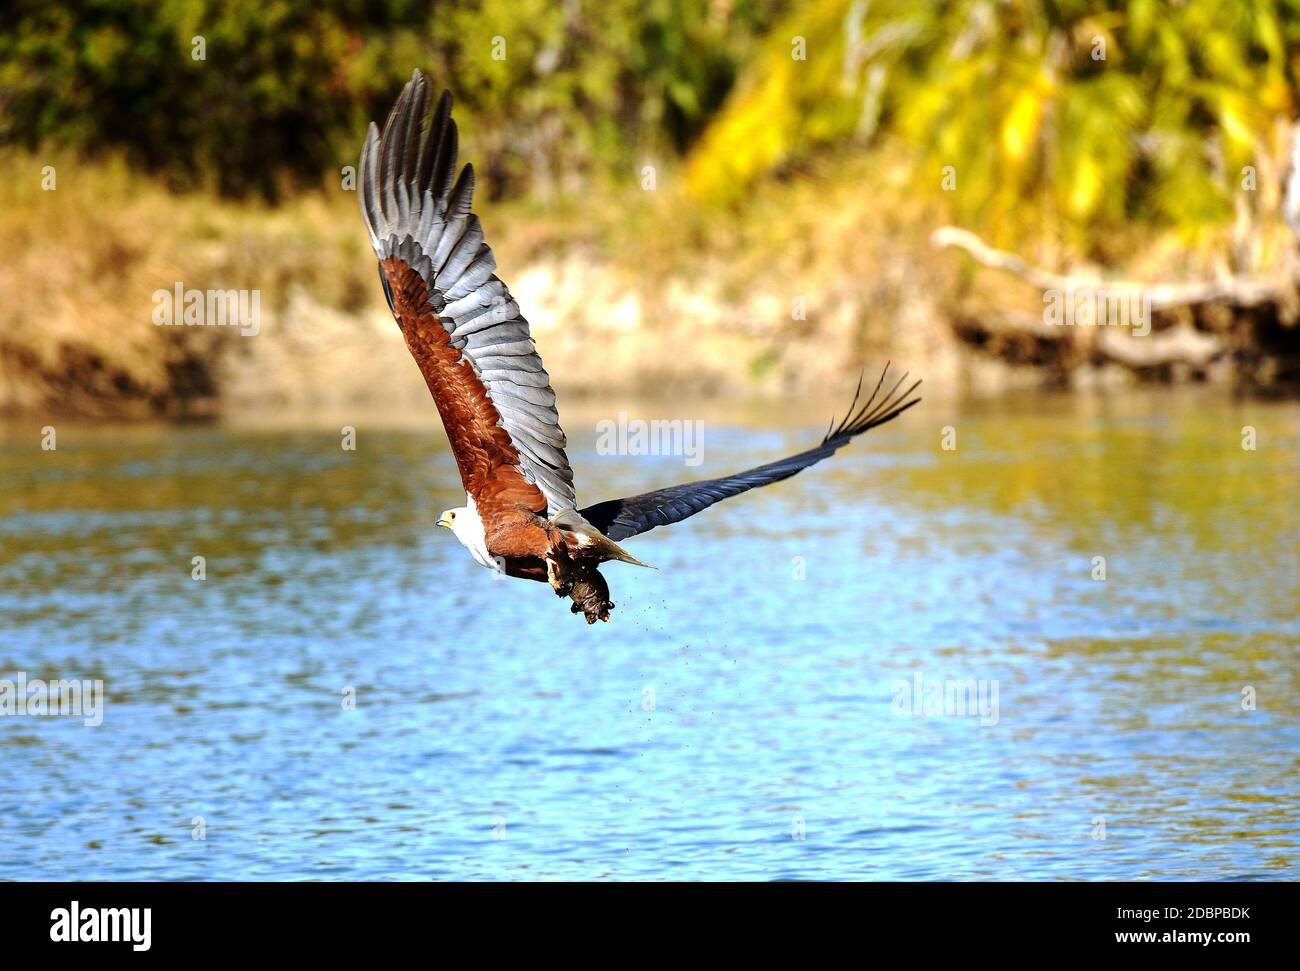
3 148 1296 420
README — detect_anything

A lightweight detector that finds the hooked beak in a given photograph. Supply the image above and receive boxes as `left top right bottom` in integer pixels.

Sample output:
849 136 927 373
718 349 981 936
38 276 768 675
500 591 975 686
437 515 452 529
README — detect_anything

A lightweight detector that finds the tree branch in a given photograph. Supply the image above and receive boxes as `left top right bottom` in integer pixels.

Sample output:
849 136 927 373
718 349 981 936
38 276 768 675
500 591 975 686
931 226 1287 310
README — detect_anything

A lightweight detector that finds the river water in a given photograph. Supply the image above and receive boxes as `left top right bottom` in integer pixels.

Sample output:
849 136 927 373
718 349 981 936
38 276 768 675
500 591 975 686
0 388 1296 879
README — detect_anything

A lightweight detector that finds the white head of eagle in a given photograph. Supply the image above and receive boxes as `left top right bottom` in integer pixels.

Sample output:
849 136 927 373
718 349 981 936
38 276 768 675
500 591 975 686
436 499 495 571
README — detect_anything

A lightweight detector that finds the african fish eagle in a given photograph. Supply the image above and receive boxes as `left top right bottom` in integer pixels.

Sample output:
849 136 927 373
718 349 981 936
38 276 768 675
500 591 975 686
359 70 921 623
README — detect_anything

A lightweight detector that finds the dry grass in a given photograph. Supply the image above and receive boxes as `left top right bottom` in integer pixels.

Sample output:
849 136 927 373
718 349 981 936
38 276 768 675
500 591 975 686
2 144 1281 418
0 150 376 415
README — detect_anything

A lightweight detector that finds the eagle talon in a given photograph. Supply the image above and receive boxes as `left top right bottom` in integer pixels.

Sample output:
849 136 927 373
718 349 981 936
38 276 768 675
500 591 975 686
546 558 573 597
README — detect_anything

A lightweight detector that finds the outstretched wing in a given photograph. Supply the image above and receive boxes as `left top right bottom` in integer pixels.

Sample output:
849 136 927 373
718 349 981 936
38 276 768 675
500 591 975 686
359 70 576 517
579 365 921 542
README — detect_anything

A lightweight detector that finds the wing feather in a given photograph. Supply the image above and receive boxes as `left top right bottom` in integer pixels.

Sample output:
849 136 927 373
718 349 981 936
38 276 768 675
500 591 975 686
579 365 921 542
359 70 576 516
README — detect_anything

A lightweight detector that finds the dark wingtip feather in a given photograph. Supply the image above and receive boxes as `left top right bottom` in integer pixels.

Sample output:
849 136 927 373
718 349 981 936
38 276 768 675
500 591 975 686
822 362 921 445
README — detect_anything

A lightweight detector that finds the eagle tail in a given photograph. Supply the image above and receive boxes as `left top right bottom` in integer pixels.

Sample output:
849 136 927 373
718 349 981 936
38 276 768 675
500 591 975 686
549 509 657 570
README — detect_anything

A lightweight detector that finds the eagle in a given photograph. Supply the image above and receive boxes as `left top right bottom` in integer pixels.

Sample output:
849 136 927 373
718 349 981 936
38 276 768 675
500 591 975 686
359 70 921 623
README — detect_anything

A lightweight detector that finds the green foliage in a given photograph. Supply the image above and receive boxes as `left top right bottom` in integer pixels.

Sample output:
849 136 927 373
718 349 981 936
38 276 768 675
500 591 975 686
3 0 1294 252
0 0 784 199
686 0 1300 244
0 0 427 198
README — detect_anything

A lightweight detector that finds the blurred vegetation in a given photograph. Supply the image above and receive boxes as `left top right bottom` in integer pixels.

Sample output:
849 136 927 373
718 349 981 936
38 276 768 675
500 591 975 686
3 0 1296 239
687 0 1300 248
0 0 785 199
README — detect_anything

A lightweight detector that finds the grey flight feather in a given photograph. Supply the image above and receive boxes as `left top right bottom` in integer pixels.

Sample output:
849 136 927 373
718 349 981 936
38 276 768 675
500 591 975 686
358 69 577 516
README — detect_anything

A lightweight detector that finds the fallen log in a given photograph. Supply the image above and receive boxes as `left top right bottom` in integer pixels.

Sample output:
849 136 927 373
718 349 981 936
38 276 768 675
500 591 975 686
931 225 1299 378
931 226 1288 311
